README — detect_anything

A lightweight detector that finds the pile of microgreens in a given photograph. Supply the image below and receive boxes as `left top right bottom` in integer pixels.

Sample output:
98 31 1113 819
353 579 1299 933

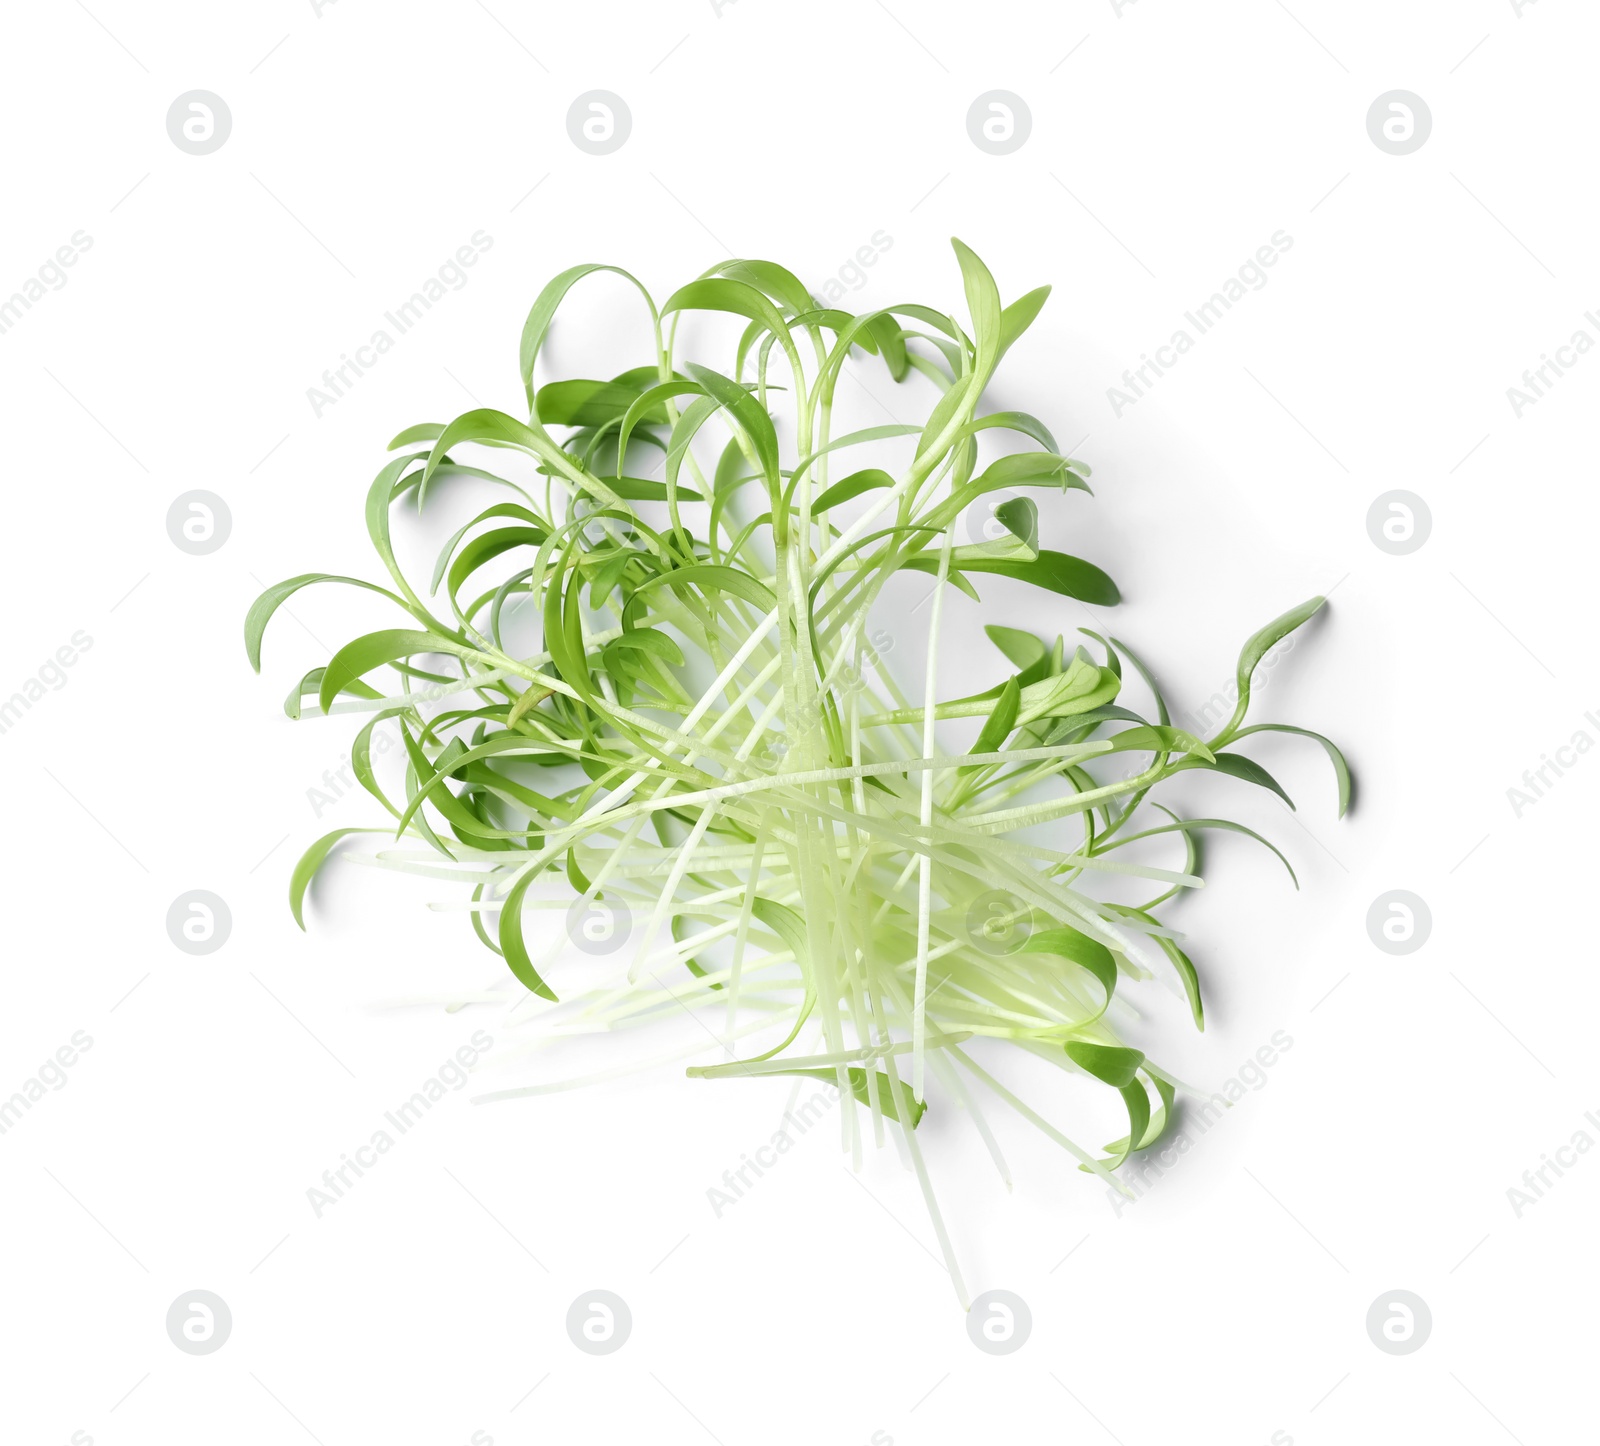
248 240 1347 1304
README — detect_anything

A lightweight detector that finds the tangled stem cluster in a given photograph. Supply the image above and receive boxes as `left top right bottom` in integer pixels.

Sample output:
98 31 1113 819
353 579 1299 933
248 241 1348 1302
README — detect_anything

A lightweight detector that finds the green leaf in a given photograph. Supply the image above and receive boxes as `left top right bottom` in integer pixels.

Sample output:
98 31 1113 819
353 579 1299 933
246 574 404 672
811 468 893 513
1114 1082 1152 1163
430 504 546 595
630 562 776 613
560 550 589 696
364 455 450 629
961 410 1061 453
394 730 508 844
968 677 1021 759
992 496 1038 554
607 627 685 667
810 308 911 382
1172 751 1296 810
423 408 620 510
1064 1040 1144 1088
1231 723 1352 817
719 897 818 1067
290 828 381 929
612 378 704 463
682 363 781 489
714 435 754 494
600 475 705 503
914 372 976 463
446 527 546 608
663 277 795 350
1215 596 1326 741
984 624 1048 672
1108 904 1204 1029
788 1067 926 1127
1159 936 1204 1030
1087 630 1121 678
1102 725 1214 763
997 284 1050 361
1044 704 1147 741
388 422 444 449
283 667 382 719
520 263 654 407
422 408 538 485
349 707 407 817
1018 653 1121 724
590 550 634 609
676 915 721 988
714 258 814 316
951 238 1001 372
318 630 485 715
543 548 590 697
903 550 1120 605
467 878 505 957
1108 633 1170 726
498 868 559 1000
937 569 981 603
750 896 809 961
790 425 920 493
973 450 1092 493
1110 816 1298 888
1087 1075 1172 1169
537 378 658 428
1020 925 1117 1000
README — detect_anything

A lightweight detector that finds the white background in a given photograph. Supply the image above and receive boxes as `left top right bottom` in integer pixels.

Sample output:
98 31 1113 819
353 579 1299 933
1 1 1595 1443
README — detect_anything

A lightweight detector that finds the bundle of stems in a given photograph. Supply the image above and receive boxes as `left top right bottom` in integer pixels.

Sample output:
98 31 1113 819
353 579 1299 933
248 241 1347 1303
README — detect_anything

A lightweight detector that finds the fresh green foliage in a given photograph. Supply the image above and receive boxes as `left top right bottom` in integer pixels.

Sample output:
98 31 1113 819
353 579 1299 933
249 241 1348 1304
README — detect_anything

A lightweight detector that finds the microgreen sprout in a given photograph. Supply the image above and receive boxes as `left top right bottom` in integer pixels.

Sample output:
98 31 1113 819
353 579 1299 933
248 241 1348 1304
